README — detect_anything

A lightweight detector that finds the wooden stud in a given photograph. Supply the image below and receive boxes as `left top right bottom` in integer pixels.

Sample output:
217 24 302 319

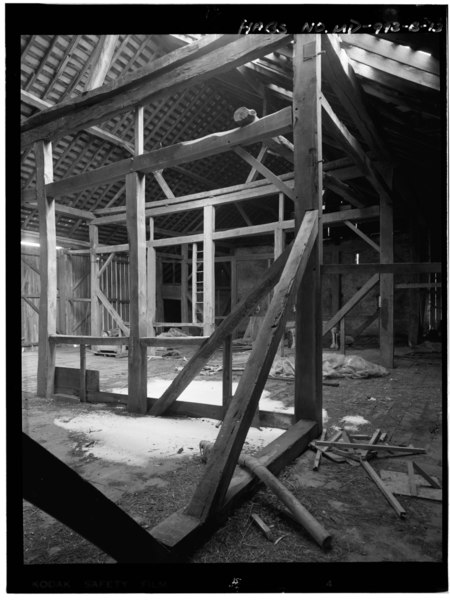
293 34 323 426
79 344 86 402
185 210 318 520
35 140 56 398
181 244 189 334
222 335 233 417
380 194 394 368
126 108 147 413
89 225 101 351
203 205 215 336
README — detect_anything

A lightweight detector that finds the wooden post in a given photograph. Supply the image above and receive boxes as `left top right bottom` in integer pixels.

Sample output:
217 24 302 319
36 140 56 398
339 318 346 354
181 244 189 334
222 335 233 416
293 34 323 427
89 225 101 351
79 344 86 402
192 243 198 324
380 194 394 368
203 205 215 336
147 217 156 353
127 106 147 413
275 193 285 356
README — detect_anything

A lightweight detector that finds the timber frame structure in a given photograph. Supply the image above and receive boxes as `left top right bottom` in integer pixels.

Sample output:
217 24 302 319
20 33 443 559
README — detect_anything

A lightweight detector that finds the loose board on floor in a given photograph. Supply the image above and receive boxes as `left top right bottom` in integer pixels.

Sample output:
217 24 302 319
380 470 442 502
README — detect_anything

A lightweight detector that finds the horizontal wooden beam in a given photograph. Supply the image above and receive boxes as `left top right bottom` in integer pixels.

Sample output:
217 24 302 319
21 34 290 148
44 107 292 199
140 336 208 347
322 262 441 275
21 229 91 249
20 89 134 153
23 196 95 220
49 334 128 345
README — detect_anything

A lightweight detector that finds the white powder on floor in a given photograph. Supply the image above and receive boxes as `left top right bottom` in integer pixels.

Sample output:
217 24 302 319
340 415 370 431
111 379 294 414
54 410 282 467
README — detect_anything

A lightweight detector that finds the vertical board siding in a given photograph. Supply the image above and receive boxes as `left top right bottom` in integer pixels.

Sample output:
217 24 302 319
21 250 130 343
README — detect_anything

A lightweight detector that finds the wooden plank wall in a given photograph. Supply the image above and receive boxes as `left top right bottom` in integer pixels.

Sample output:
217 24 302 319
98 253 130 332
21 247 41 345
21 249 131 344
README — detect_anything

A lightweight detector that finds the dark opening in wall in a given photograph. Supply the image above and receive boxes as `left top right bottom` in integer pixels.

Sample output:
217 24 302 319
163 299 181 323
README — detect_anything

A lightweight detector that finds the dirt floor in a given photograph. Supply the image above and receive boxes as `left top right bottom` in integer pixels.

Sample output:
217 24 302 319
21 339 444 567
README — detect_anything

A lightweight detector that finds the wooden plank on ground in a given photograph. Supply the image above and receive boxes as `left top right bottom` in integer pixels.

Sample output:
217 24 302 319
148 239 295 416
380 470 442 502
361 461 407 518
150 418 317 552
184 210 318 521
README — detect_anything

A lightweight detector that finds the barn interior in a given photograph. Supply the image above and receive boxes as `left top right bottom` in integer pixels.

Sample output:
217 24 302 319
19 30 445 576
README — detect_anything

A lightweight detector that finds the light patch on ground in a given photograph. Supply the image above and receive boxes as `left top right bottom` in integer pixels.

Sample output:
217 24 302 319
340 415 370 431
54 410 282 467
111 379 293 413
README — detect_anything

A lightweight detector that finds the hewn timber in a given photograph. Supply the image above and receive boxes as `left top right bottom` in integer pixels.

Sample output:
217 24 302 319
49 334 129 345
36 140 56 398
96 288 130 336
20 89 133 154
23 433 174 563
148 240 294 417
22 34 290 148
151 419 317 552
126 113 147 414
84 35 119 91
185 210 318 521
344 220 381 253
43 107 292 199
322 262 441 275
203 205 215 337
380 193 394 368
322 274 379 335
89 225 101 349
293 34 323 426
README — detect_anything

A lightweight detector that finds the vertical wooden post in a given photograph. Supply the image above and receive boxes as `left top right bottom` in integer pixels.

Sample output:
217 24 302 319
147 217 156 354
192 243 198 324
380 194 394 368
203 205 215 336
293 34 323 428
339 318 346 355
127 106 147 413
275 193 285 356
89 224 101 350
65 253 74 334
79 344 86 402
181 244 189 333
36 140 56 398
222 335 233 417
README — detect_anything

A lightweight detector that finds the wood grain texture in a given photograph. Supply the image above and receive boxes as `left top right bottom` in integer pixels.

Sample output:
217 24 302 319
185 210 318 521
